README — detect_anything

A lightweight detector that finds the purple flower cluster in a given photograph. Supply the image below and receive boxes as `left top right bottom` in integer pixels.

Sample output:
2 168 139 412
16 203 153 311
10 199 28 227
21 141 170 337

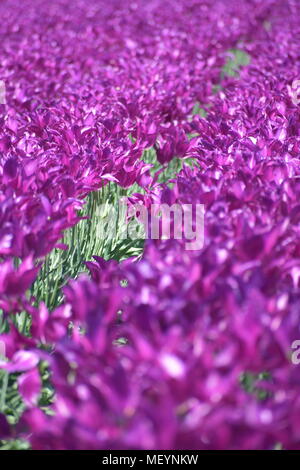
1 0 300 450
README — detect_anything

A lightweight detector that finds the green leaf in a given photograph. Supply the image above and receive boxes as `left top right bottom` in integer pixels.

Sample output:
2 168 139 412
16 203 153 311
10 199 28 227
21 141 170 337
222 49 251 78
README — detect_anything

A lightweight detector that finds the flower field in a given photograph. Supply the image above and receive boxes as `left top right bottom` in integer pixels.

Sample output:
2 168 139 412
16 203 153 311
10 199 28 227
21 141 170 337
1 0 300 450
